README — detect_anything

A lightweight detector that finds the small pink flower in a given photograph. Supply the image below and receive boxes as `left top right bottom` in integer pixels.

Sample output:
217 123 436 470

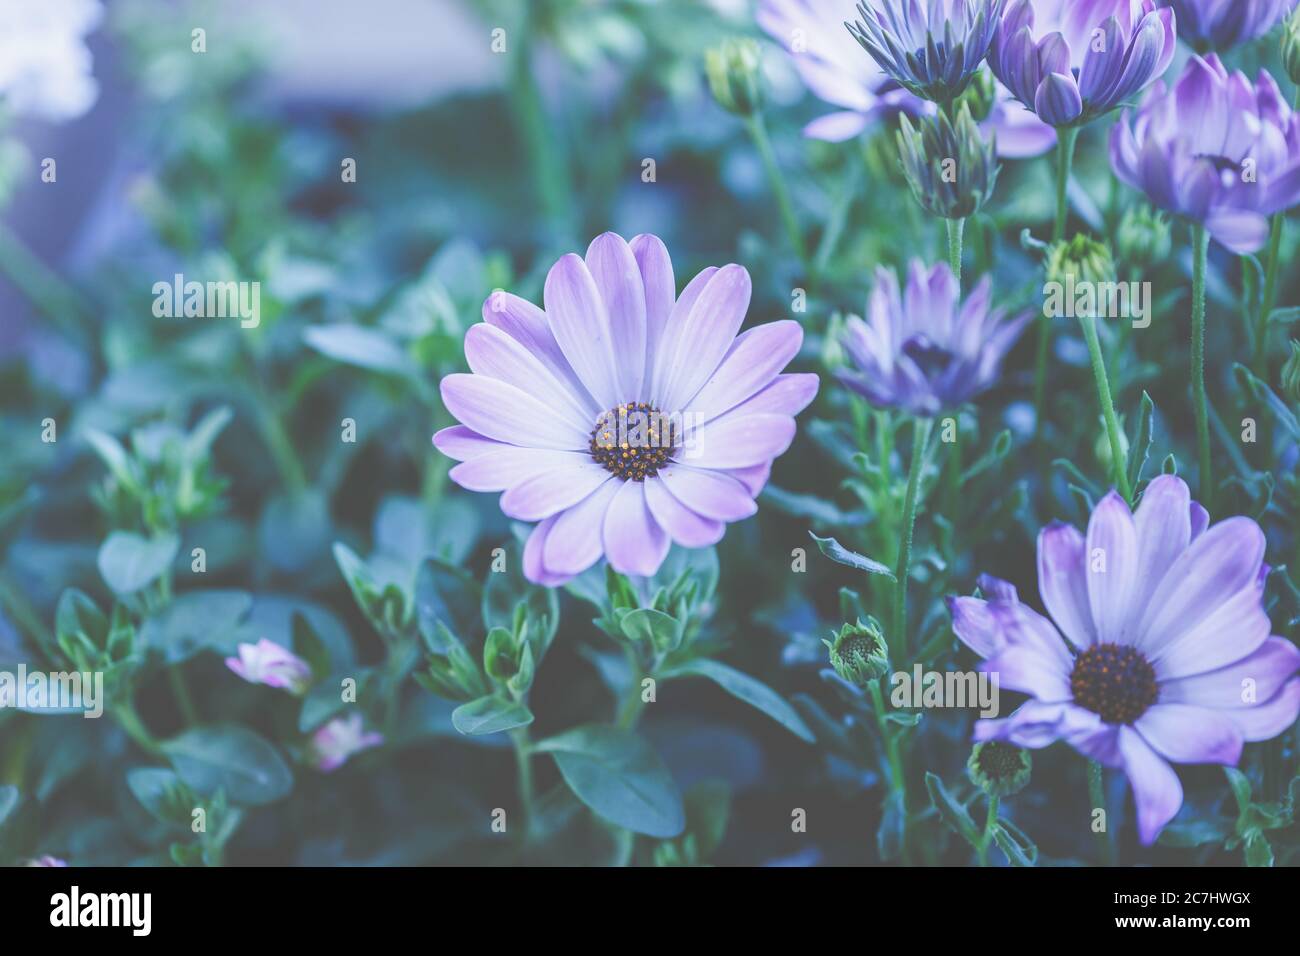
26 855 68 867
225 638 313 696
309 713 383 772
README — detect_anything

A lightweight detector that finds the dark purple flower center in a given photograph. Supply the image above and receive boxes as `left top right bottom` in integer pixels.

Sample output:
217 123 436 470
1069 643 1158 725
589 402 678 481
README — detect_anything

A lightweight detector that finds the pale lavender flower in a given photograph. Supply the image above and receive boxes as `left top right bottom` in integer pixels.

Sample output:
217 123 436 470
0 0 102 121
1110 54 1300 254
989 0 1177 127
949 476 1300 844
1159 0 1297 51
310 713 384 772
758 0 1057 156
225 638 313 696
435 232 818 586
838 261 1031 415
25 855 68 867
847 0 1005 103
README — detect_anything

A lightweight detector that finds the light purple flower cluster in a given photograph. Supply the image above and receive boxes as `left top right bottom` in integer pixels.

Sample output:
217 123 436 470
1159 0 1297 51
1110 54 1300 254
989 0 1177 127
435 232 818 585
950 476 1300 844
758 0 1056 156
847 0 1004 103
838 261 1030 415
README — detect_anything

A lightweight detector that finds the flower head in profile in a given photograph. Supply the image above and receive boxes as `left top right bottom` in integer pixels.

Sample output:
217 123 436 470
948 476 1300 844
310 713 384 772
435 232 818 585
1160 0 1295 51
225 638 312 696
837 261 1031 415
758 0 1056 156
847 0 1005 103
897 103 1000 219
989 0 1177 127
1110 54 1300 254
0 0 102 121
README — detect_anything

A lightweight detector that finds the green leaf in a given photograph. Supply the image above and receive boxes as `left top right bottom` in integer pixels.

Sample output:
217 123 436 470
182 405 233 463
1127 391 1155 489
291 611 331 681
82 428 138 492
0 785 17 828
414 557 479 651
138 590 252 663
1224 766 1253 814
925 772 979 846
1158 818 1231 848
760 485 867 526
1233 363 1300 440
450 696 534 735
620 607 683 653
534 724 684 838
126 768 189 827
662 658 814 743
97 531 180 595
808 531 895 579
991 818 1038 866
960 429 1013 483
877 788 906 861
303 323 416 377
1244 831 1274 867
162 725 292 806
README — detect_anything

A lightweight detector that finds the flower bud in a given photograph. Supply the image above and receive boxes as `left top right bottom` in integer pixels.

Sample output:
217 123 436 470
896 104 998 220
1094 412 1129 476
954 68 996 123
1046 233 1115 290
705 38 762 118
1282 339 1300 407
966 740 1032 797
1283 8 1300 88
1115 204 1171 267
825 617 889 687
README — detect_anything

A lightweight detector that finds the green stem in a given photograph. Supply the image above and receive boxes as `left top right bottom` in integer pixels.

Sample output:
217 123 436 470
868 680 912 866
1253 213 1284 373
112 700 164 757
892 417 932 658
1088 759 1114 865
1190 224 1213 512
0 221 92 346
617 648 649 729
507 7 572 239
508 726 536 840
168 666 199 726
747 114 810 278
1079 313 1133 503
946 217 965 293
977 794 999 867
944 413 961 520
1052 127 1080 244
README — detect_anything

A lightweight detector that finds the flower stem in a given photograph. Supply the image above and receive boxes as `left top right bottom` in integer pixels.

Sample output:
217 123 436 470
1079 313 1133 503
1190 224 1213 512
1052 127 1080 244
1253 213 1284 374
168 666 199 726
868 679 912 866
892 417 932 658
0 221 93 346
946 217 965 293
977 795 999 867
508 726 536 841
746 114 810 279
1087 759 1114 865
112 700 164 757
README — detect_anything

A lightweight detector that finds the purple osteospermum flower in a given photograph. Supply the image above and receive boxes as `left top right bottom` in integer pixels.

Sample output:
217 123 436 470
1110 54 1300 254
435 232 819 586
837 261 1031 415
989 0 1177 127
1158 0 1296 51
847 0 1005 103
225 638 313 696
310 713 384 772
948 476 1300 844
758 0 1056 156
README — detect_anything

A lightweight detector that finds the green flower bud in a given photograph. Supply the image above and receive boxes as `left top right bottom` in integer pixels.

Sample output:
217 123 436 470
954 68 996 123
705 38 762 118
1046 233 1115 290
824 617 889 687
1281 340 1300 407
1283 8 1300 88
897 104 999 220
1115 204 1171 267
1093 412 1129 476
966 740 1032 797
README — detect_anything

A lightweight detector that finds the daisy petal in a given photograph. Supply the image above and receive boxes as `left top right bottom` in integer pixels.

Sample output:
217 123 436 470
1037 521 1095 650
543 253 623 410
1159 637 1300 709
500 462 614 520
1085 490 1140 643
603 480 670 577
441 374 587 450
585 232 647 400
1118 726 1183 846
644 476 725 547
658 466 756 522
1135 704 1243 765
542 479 621 576
684 414 796 469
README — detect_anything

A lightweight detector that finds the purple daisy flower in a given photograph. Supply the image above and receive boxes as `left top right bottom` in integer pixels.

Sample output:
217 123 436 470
949 476 1300 844
758 0 1057 156
1159 0 1297 51
1110 54 1300 254
837 260 1031 415
847 0 1005 104
434 232 819 586
989 0 1177 127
